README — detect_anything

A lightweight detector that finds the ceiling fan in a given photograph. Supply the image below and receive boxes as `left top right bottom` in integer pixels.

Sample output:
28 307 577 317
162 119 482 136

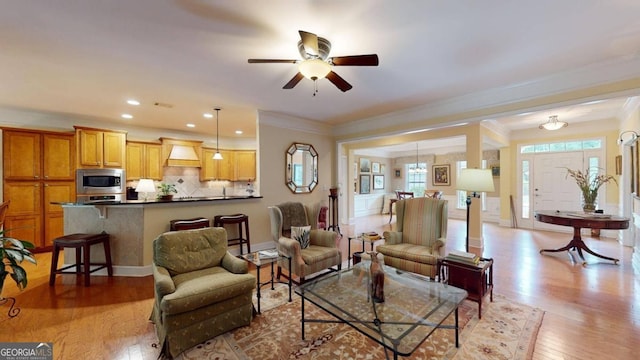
248 30 379 93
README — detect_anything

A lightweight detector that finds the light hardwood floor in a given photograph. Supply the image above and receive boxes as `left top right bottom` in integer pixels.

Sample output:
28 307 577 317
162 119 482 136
1 215 638 359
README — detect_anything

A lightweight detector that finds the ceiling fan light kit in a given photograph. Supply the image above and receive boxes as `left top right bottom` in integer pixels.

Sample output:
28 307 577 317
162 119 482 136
248 30 379 93
539 115 568 130
299 59 331 80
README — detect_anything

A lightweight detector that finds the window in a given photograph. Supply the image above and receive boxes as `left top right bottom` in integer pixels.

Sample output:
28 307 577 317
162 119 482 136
521 160 530 218
456 160 488 210
520 139 602 153
405 163 427 195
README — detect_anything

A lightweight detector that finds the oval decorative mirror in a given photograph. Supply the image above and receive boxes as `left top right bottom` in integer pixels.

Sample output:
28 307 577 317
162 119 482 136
286 142 318 193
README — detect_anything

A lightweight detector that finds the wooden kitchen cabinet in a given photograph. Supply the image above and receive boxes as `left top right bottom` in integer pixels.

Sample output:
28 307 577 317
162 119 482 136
200 149 254 181
75 126 126 169
3 129 75 181
126 141 163 180
235 151 256 181
2 128 76 250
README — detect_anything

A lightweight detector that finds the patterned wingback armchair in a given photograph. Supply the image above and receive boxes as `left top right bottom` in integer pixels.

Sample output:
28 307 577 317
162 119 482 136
150 227 256 359
268 202 342 284
378 197 448 279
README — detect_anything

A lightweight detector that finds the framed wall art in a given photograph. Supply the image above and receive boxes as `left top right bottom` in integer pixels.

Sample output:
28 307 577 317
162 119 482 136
432 164 450 186
395 169 401 178
372 162 380 173
359 174 371 194
373 175 384 190
359 158 371 173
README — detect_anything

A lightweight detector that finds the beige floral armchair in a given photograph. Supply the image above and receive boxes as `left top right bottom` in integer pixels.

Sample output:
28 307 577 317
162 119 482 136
378 197 448 279
268 202 341 284
150 227 256 359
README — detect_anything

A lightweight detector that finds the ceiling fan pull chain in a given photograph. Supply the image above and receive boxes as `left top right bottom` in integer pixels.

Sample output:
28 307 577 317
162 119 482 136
313 79 318 96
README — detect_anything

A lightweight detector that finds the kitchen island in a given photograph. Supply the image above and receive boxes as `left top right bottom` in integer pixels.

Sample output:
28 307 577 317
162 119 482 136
61 196 266 276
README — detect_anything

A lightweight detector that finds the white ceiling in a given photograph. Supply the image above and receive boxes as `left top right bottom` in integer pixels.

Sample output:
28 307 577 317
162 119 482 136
1 1 639 144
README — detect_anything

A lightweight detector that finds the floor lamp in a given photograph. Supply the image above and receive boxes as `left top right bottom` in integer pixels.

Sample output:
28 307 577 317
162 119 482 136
456 168 495 252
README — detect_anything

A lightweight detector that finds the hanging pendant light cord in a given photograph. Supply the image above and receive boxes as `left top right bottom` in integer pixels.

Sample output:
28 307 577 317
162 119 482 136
216 108 220 152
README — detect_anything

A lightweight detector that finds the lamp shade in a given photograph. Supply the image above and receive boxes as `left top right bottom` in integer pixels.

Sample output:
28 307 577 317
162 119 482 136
457 169 495 193
298 59 331 80
135 179 156 193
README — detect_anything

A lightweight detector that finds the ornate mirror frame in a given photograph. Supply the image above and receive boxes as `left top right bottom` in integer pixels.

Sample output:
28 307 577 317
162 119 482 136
286 142 318 193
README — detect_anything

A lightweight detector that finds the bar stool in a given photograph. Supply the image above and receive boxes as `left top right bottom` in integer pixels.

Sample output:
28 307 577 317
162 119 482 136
169 217 210 231
213 214 250 255
49 232 113 287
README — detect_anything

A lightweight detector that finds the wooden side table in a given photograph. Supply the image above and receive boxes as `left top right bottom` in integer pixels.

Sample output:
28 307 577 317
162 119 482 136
439 257 493 319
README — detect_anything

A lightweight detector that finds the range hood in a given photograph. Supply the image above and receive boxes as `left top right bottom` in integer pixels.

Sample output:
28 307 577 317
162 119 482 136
162 138 203 167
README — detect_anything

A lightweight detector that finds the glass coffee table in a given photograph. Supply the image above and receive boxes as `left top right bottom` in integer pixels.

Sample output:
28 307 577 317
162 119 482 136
241 250 292 314
295 261 468 359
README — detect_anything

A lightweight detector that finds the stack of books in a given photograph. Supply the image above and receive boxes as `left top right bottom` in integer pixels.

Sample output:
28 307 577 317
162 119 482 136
362 232 381 240
445 250 480 266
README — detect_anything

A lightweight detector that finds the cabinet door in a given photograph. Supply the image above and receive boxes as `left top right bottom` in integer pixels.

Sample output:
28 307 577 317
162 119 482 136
3 182 42 247
3 130 41 180
218 150 235 180
200 148 219 181
235 151 256 181
145 144 163 180
126 142 144 180
43 133 75 180
77 129 103 168
44 182 75 248
4 182 41 216
102 131 126 168
4 215 42 248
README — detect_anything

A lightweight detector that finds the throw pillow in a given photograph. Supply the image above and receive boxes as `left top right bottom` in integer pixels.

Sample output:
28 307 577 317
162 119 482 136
291 225 311 249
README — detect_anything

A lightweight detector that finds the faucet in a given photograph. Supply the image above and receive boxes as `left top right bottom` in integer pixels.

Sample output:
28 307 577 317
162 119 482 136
222 186 226 197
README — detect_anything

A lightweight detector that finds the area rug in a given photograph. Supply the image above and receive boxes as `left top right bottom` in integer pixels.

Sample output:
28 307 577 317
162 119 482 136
176 285 544 360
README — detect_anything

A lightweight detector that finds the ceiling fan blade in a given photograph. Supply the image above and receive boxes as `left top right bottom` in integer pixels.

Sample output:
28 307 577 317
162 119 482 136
283 72 305 89
298 30 319 55
330 54 379 66
326 71 353 92
248 59 298 64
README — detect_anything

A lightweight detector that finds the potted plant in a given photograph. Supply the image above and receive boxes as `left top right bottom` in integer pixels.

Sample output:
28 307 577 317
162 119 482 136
157 183 177 201
566 168 617 213
1 230 36 298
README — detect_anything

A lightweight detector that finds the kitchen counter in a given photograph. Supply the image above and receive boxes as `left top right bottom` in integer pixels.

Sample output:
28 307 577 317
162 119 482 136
60 195 268 276
57 195 262 206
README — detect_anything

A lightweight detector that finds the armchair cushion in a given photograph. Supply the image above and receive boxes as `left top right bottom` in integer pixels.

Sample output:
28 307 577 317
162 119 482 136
154 228 226 276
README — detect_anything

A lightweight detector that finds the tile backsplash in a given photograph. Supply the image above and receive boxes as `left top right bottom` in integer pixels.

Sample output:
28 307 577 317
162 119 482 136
126 167 256 199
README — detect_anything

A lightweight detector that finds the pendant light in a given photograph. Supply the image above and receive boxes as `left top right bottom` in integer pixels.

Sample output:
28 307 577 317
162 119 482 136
213 108 223 160
539 115 568 130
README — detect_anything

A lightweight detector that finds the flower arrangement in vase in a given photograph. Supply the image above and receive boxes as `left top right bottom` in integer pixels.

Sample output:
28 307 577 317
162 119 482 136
565 168 617 213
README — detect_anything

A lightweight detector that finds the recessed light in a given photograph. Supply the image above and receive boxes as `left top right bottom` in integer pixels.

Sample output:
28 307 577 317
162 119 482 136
235 130 243 135
203 113 213 118
126 99 140 106
186 123 195 128
121 114 133 119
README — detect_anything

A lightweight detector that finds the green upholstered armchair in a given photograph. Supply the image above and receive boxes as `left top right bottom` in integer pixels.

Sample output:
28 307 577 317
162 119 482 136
150 227 256 359
378 197 448 279
268 202 341 284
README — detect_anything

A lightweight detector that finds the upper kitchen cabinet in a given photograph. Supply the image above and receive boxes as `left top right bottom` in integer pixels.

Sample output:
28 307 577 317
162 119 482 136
3 129 75 181
126 141 163 180
200 148 255 181
235 150 256 181
75 126 127 169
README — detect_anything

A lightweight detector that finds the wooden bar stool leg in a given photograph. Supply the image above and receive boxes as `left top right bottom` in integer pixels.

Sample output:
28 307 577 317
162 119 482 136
83 243 91 287
103 238 113 277
75 247 82 273
245 220 251 253
49 244 60 286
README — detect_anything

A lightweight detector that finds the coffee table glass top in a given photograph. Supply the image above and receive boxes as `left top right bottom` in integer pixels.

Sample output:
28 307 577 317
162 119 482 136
295 261 467 356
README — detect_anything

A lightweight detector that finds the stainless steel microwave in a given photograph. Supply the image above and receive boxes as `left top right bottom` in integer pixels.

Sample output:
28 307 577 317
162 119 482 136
76 168 125 194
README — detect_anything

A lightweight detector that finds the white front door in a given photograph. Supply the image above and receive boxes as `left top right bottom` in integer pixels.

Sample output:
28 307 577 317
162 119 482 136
532 151 583 231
